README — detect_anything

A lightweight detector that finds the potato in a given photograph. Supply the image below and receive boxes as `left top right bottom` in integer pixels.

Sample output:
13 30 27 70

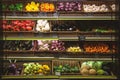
89 69 97 75
81 68 89 75
81 65 90 70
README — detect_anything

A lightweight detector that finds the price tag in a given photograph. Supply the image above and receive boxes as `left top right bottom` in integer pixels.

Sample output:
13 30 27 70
38 12 47 17
79 36 85 41
13 12 17 16
85 13 94 16
27 13 32 17
53 12 58 17
34 33 41 37
34 33 58 38
94 53 99 58
18 33 24 37
38 12 42 17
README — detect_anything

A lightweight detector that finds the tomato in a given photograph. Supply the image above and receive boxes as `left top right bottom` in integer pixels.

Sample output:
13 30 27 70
26 26 32 31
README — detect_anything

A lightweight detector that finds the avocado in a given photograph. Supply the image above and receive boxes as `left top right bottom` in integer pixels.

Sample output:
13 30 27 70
97 69 105 75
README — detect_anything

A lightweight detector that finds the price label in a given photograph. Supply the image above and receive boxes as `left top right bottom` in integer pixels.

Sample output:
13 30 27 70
18 33 24 37
53 12 58 17
34 33 58 38
13 12 17 16
27 13 32 17
79 36 85 41
38 12 42 17
85 13 94 16
94 54 99 58
43 13 47 17
34 33 41 37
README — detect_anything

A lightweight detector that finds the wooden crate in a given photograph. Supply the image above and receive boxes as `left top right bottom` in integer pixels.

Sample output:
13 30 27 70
52 60 81 75
21 61 52 76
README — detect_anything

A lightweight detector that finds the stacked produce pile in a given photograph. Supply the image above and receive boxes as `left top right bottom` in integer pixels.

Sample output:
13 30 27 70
6 63 22 75
57 2 82 11
3 41 33 51
66 46 82 53
53 64 79 74
36 40 51 51
25 1 55 12
84 43 111 53
1 3 23 11
80 61 112 75
2 1 116 12
25 1 39 11
52 23 77 31
50 40 65 51
2 20 35 31
40 2 55 12
35 20 50 32
8 3 23 11
36 40 65 51
83 4 109 12
23 63 50 75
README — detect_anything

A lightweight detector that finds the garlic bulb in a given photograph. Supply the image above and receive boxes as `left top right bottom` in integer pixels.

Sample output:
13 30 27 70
36 20 50 32
44 23 50 31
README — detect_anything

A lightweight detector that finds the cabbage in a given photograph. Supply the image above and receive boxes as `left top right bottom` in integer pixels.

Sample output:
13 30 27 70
93 61 103 70
87 61 95 68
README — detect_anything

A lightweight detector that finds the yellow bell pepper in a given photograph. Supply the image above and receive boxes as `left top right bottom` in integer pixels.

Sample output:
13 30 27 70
38 69 43 73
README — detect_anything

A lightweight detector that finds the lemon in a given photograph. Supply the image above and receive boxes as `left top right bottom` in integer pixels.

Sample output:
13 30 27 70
36 3 39 7
39 65 43 69
38 69 43 73
31 1 35 5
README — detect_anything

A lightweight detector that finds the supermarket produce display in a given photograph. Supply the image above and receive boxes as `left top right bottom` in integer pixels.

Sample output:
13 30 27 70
2 20 116 33
2 0 116 12
3 60 115 77
3 40 116 54
2 0 119 79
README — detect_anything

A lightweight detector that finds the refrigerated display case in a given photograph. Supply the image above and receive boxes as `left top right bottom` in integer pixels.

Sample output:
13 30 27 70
1 0 120 79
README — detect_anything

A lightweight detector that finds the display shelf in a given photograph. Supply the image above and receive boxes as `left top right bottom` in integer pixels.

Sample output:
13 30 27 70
59 75 117 79
3 31 34 33
82 36 116 41
2 0 119 79
3 37 59 40
1 75 59 79
1 75 117 79
3 50 34 53
3 31 116 34
4 57 55 61
3 50 116 58
4 56 115 61
78 31 116 34
58 57 115 61
3 11 115 19
3 16 115 20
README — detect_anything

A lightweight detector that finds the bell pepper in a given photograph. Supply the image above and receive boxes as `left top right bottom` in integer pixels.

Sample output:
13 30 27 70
9 4 15 11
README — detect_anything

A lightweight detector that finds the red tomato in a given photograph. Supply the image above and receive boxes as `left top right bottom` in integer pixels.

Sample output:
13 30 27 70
26 26 32 31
